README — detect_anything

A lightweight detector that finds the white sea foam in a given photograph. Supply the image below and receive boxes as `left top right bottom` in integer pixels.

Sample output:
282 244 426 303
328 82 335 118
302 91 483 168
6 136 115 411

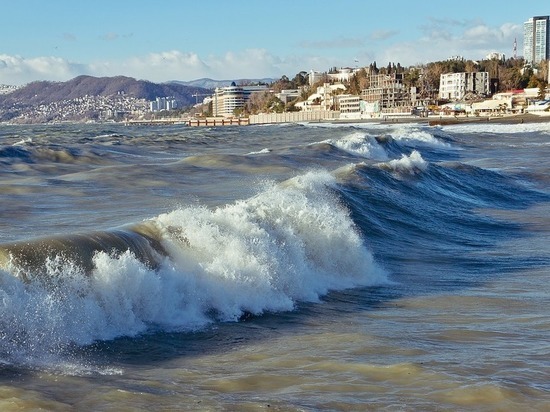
388 126 448 146
322 131 388 160
441 120 550 134
12 137 32 146
377 150 428 174
247 148 271 155
0 170 386 365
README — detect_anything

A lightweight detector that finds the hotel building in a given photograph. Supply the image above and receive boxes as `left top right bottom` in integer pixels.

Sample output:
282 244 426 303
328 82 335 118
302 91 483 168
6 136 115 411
213 84 268 117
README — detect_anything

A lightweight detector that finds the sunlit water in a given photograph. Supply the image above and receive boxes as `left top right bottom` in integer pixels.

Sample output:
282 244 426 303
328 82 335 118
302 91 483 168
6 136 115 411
0 121 549 411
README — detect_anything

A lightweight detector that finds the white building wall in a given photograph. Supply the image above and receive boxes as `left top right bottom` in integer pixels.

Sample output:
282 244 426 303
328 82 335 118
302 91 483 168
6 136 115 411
439 72 490 100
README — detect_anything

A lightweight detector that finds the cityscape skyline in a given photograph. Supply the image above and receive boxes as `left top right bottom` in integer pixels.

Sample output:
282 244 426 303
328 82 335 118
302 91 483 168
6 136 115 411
0 1 548 86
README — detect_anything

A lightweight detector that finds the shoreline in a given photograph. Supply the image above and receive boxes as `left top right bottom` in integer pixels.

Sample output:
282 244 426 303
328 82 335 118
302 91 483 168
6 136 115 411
329 112 550 126
2 112 550 127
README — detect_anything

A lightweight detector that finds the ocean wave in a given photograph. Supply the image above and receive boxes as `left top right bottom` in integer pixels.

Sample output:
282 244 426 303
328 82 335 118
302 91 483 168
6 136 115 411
376 150 428 174
13 137 32 146
247 148 271 155
0 170 386 364
388 126 449 146
0 144 106 165
326 131 389 160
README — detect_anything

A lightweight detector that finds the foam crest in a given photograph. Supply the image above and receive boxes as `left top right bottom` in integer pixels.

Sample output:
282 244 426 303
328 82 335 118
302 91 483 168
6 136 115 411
247 148 271 155
323 132 388 160
389 126 447 146
154 170 386 319
13 137 32 146
0 170 386 365
377 150 428 174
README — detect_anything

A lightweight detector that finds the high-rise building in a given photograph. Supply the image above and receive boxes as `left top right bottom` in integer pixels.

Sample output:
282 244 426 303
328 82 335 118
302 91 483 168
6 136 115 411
523 16 550 65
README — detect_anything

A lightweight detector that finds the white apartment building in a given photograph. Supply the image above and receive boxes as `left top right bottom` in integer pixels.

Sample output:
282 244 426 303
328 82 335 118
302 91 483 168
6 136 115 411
337 94 361 118
213 84 268 117
149 96 176 112
523 16 550 65
295 83 345 112
438 72 490 101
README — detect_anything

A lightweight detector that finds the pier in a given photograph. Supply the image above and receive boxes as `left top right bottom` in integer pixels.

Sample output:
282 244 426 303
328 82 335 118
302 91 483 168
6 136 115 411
125 117 250 127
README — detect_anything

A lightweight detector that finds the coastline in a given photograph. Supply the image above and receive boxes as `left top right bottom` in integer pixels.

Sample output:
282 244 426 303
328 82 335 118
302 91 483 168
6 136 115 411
328 112 550 126
2 112 550 127
426 112 550 126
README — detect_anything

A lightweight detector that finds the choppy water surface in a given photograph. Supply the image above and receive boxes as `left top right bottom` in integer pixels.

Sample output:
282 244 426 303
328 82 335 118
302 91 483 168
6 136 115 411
0 121 549 410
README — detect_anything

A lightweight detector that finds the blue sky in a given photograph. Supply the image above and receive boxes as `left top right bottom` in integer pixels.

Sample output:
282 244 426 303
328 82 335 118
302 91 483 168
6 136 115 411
0 0 547 85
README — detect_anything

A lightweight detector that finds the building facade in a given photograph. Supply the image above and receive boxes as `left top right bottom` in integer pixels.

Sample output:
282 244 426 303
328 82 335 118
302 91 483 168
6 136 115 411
213 84 268 117
150 97 176 112
438 72 490 101
307 70 326 86
336 94 361 118
523 16 550 65
361 73 413 112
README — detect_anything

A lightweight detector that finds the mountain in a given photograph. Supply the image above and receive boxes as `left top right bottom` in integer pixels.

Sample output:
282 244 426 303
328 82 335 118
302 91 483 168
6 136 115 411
171 77 277 89
0 75 211 107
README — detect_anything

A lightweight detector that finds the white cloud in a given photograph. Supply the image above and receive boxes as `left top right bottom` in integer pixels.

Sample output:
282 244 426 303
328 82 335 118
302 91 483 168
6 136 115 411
379 22 522 65
0 20 525 87
0 49 307 85
88 50 211 81
0 54 85 85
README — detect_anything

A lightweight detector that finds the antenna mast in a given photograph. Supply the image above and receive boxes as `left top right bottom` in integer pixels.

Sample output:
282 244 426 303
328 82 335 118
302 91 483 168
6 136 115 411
513 38 517 59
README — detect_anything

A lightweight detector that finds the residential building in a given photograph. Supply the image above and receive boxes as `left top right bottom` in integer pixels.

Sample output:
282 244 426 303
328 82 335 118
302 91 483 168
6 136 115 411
150 96 176 112
336 94 361 118
523 16 550 65
327 67 360 83
295 83 345 112
275 89 301 105
0 84 18 95
213 83 268 117
438 72 490 101
485 52 505 61
361 73 413 113
307 70 325 86
447 56 465 62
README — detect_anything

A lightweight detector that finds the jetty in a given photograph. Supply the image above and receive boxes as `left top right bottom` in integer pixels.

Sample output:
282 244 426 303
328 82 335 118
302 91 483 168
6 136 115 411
125 117 250 127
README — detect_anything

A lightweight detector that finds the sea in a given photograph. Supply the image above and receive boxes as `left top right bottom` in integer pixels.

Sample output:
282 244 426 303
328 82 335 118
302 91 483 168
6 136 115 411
0 119 548 411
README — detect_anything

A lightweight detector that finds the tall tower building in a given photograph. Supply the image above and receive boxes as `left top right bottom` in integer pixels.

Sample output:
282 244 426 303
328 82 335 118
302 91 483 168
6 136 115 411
523 16 550 64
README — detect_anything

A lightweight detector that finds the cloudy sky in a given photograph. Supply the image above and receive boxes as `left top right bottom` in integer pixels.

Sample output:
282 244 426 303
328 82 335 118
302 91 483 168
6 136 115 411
0 0 546 85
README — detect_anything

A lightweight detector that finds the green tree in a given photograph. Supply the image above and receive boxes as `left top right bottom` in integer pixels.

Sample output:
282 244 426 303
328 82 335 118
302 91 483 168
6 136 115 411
292 71 308 87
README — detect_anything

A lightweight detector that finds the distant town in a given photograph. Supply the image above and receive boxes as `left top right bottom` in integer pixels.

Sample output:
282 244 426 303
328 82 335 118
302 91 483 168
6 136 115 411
1 15 549 126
